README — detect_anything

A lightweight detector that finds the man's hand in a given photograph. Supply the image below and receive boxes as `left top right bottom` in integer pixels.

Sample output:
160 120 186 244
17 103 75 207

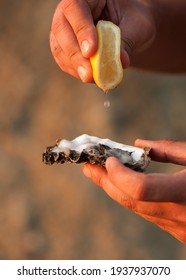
83 140 186 244
50 0 156 82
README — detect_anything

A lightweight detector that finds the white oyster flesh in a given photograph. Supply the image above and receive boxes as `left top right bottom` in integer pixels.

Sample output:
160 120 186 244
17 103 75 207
53 134 144 161
43 134 150 172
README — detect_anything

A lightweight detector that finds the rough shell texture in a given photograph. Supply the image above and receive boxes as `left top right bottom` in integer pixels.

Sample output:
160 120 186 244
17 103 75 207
42 135 150 172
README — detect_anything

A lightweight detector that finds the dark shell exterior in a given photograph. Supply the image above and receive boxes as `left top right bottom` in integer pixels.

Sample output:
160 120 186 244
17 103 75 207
42 143 150 172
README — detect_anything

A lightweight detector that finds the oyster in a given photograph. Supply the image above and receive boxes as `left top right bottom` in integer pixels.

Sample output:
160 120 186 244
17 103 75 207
42 134 150 172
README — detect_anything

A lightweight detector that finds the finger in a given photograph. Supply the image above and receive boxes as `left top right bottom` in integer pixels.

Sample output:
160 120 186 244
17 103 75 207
83 162 186 228
82 164 164 214
82 163 132 205
62 0 130 69
82 163 163 213
50 32 79 79
106 157 186 202
136 202 186 226
61 0 97 57
135 139 186 165
82 163 163 211
52 2 93 82
128 199 186 224
83 161 186 243
82 163 158 209
83 163 186 227
105 157 147 200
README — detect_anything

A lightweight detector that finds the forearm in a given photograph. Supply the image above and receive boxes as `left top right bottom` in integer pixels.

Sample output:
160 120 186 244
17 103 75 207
130 0 186 73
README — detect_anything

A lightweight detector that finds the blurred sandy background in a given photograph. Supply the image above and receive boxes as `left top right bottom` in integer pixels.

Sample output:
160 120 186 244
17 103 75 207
1 0 186 259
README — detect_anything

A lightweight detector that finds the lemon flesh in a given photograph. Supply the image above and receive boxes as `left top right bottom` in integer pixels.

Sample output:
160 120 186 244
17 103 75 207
90 20 123 92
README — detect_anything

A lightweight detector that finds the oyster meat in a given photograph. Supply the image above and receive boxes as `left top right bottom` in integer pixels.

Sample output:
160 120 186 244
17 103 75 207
42 134 150 172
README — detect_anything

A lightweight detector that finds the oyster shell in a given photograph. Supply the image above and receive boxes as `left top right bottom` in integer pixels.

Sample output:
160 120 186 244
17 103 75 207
42 134 150 172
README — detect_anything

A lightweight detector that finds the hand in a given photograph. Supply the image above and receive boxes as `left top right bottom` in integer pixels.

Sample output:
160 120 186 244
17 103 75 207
83 140 186 244
50 0 156 82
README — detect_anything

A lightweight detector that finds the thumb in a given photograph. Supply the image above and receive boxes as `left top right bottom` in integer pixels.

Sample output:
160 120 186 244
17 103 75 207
135 139 186 166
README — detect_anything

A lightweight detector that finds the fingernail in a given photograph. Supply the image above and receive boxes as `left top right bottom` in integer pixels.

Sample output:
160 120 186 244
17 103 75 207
81 40 90 55
77 66 87 81
83 164 91 178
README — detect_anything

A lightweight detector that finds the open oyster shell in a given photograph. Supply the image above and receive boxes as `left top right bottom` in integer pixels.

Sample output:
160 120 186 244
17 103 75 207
42 134 150 172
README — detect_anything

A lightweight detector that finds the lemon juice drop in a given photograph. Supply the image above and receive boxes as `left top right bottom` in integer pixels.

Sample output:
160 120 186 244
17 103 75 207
104 90 110 108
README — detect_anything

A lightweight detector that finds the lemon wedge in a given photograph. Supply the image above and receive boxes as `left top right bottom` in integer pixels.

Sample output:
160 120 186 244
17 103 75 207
90 20 123 92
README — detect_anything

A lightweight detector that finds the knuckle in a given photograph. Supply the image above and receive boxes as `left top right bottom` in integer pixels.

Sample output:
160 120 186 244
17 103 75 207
61 0 75 13
131 175 147 201
50 42 58 56
122 37 135 55
68 48 79 60
75 23 91 38
52 16 62 34
121 197 137 211
61 0 92 40
50 35 61 56
51 6 63 34
160 139 176 160
97 176 105 189
50 36 79 63
50 42 67 72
